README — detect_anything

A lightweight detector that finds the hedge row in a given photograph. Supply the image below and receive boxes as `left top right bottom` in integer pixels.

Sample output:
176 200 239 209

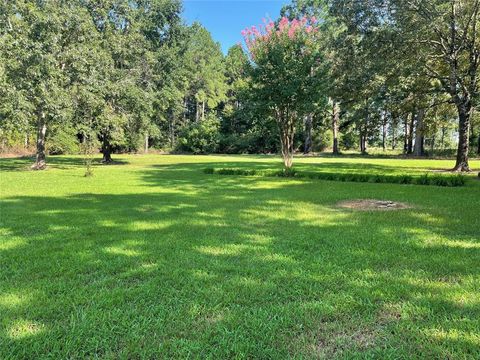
204 167 466 187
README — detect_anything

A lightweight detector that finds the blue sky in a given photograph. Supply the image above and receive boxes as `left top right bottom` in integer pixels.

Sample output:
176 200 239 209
182 0 289 53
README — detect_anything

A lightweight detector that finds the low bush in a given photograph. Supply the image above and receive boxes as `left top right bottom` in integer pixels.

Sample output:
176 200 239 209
203 168 466 187
47 126 80 155
177 115 221 154
416 174 430 185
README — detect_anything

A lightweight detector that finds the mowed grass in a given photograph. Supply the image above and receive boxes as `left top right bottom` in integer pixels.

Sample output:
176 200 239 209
1 154 479 359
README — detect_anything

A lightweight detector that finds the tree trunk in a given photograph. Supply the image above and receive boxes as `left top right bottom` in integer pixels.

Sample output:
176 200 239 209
280 127 294 169
441 126 446 149
382 112 387 151
452 100 471 171
102 135 112 163
413 108 425 156
332 101 339 154
392 121 397 150
195 99 200 122
303 114 312 154
359 130 367 154
170 115 175 148
277 108 294 170
144 133 149 153
403 116 409 154
362 102 369 154
32 112 47 170
407 112 414 154
201 101 205 121
477 132 480 156
183 97 187 122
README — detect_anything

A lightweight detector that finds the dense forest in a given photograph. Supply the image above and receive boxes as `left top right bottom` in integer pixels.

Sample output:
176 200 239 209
0 0 479 171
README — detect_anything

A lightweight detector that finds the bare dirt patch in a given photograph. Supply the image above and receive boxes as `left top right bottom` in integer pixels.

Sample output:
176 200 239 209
0 152 33 159
290 320 381 359
337 199 411 211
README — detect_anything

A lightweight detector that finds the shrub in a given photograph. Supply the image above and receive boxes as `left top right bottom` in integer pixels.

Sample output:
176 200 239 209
398 175 413 184
430 175 449 186
416 174 430 185
46 126 80 155
204 168 466 187
339 132 358 150
177 115 220 154
312 130 333 152
277 168 297 177
449 174 466 187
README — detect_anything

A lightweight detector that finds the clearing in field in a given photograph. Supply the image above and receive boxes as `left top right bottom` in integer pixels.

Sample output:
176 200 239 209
1 154 479 358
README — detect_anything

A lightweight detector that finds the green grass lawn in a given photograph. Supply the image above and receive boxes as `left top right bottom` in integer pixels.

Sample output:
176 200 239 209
1 154 479 358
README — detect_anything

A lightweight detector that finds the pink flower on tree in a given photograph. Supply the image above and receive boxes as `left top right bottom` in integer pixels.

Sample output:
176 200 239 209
241 15 318 53
279 16 289 31
288 27 296 39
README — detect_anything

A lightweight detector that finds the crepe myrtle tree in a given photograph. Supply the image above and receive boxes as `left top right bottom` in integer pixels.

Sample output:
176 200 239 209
242 16 324 170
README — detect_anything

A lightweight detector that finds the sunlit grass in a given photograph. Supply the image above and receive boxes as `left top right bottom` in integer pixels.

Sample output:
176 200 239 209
0 154 479 358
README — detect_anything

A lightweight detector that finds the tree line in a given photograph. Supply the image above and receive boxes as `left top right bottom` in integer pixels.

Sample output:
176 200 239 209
0 0 479 171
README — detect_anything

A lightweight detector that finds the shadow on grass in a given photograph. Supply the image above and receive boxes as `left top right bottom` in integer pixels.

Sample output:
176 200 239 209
0 156 129 172
1 162 479 358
